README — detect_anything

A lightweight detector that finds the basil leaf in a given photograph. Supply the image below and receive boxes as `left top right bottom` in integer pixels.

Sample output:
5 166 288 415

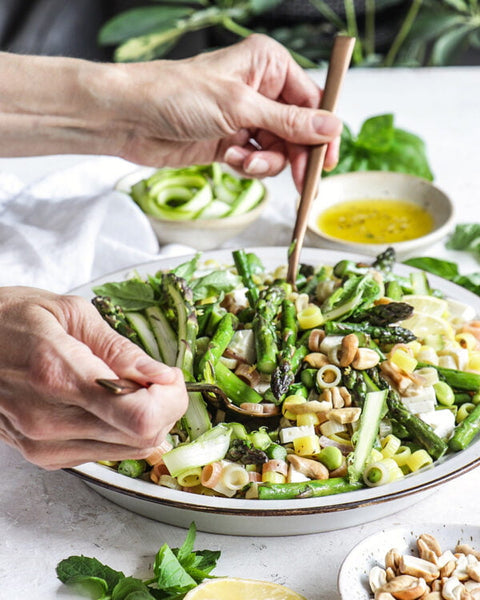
403 257 460 280
356 114 394 152
175 522 196 564
190 270 240 301
446 224 480 260
92 280 156 311
153 544 197 594
172 253 202 282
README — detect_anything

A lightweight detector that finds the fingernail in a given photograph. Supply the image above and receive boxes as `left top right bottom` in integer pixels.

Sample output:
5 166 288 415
245 157 269 175
224 147 246 163
313 113 342 136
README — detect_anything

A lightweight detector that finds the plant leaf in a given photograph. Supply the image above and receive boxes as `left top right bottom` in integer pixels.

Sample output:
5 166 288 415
56 555 125 594
114 30 183 62
446 223 480 260
153 544 197 594
175 522 197 564
92 280 156 311
112 576 157 600
250 0 284 15
98 7 193 45
356 114 394 152
403 257 460 279
431 23 476 65
441 0 470 12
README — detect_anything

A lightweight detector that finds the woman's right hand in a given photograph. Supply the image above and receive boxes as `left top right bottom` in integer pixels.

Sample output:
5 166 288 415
0 286 189 469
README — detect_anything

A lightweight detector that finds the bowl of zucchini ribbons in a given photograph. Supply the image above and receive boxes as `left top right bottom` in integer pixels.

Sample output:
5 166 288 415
67 247 480 536
115 163 267 250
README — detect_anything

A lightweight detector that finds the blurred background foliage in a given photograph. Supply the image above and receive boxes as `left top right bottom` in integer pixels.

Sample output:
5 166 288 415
99 0 480 66
0 0 479 66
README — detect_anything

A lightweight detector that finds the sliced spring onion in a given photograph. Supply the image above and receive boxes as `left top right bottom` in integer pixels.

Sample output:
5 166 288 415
162 424 232 478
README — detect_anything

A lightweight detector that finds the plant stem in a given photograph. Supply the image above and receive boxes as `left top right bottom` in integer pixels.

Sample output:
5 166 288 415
222 17 317 68
364 0 376 57
307 0 347 30
343 0 363 63
383 0 424 67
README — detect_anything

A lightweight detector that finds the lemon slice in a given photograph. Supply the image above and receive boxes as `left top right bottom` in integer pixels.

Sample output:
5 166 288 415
402 295 448 319
183 578 307 600
400 311 454 340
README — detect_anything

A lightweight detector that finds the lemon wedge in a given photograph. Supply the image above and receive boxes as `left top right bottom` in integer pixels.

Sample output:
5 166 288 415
400 311 454 340
183 578 307 600
402 295 449 319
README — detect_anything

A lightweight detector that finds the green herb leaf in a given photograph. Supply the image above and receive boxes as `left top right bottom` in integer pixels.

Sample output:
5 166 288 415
112 576 157 600
98 7 194 45
56 555 125 595
92 280 156 311
175 522 197 564
153 544 197 594
403 257 460 280
325 114 434 181
446 224 480 260
172 253 202 282
356 114 394 152
190 270 240 301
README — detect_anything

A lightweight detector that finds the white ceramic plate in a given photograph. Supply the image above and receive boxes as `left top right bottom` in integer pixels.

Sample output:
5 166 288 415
306 172 454 258
66 247 480 536
338 522 480 599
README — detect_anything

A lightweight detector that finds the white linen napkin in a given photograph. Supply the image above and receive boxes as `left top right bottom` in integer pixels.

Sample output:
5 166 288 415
0 156 197 293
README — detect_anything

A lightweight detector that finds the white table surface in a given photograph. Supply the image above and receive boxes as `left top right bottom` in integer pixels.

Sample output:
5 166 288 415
1 66 480 599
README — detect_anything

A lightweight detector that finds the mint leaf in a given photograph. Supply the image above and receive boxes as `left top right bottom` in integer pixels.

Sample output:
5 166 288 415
59 575 109 600
154 544 197 594
56 555 125 595
112 576 157 600
174 522 196 564
92 280 156 311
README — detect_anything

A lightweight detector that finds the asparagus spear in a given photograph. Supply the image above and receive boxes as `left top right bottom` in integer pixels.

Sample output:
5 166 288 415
416 362 480 392
372 246 396 273
213 361 263 405
324 321 416 344
232 249 259 307
197 312 238 380
386 389 448 460
92 295 141 346
271 299 298 399
253 284 286 374
448 404 480 451
349 302 414 326
257 477 363 500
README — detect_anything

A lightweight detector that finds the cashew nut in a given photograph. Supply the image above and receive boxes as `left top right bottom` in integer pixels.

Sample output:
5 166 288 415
441 577 464 600
399 555 440 583
351 347 381 370
338 333 359 367
369 565 388 592
304 352 330 368
328 407 362 424
286 454 329 480
378 574 427 600
418 534 443 558
386 549 403 574
308 328 326 352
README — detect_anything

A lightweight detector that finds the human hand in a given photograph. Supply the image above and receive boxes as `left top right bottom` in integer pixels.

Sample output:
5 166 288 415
112 34 342 192
0 287 188 469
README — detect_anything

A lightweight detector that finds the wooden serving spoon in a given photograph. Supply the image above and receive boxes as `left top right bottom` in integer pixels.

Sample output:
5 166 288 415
286 35 356 287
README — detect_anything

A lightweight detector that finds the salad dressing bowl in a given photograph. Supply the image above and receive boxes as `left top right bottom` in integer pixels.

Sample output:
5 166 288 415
67 247 480 536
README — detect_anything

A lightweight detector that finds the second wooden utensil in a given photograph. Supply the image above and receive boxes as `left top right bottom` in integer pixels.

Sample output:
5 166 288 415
286 35 356 287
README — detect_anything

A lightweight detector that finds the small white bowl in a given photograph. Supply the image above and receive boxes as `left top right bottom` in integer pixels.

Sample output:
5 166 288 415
307 171 454 258
338 523 480 600
115 167 268 251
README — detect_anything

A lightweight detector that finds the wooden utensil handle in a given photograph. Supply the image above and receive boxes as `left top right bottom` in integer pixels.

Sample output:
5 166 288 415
287 36 355 286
